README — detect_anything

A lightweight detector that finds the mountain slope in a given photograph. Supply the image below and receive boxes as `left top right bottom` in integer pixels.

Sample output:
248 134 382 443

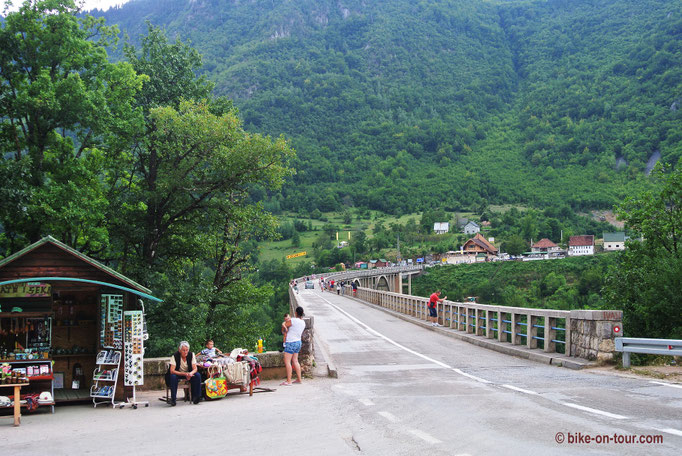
96 0 682 213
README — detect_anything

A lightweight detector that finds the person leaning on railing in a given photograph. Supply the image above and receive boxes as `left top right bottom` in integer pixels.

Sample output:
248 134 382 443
167 341 202 406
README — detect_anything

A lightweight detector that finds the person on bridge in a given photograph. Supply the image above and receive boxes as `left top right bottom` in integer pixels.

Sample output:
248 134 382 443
428 291 447 326
280 306 306 386
352 281 357 296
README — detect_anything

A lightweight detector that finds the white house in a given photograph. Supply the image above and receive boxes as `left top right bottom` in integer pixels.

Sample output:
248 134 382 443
463 221 480 235
568 235 594 256
433 222 449 234
603 232 626 251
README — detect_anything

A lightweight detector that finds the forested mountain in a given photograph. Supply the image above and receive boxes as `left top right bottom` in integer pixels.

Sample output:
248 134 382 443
96 0 682 214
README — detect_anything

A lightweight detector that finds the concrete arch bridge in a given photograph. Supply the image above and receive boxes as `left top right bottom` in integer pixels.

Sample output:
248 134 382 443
323 265 423 294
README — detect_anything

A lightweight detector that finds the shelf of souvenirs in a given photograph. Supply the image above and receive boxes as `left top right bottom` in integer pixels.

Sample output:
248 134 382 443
0 371 53 381
0 393 56 408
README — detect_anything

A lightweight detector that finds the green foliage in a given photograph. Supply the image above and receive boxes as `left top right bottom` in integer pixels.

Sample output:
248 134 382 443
0 0 145 252
603 165 682 338
0 6 296 357
413 255 616 310
95 0 679 215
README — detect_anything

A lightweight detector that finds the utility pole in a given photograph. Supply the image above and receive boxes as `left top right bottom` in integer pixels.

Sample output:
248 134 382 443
397 232 401 263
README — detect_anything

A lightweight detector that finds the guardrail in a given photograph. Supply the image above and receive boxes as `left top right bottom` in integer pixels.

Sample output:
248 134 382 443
615 337 682 368
356 288 572 355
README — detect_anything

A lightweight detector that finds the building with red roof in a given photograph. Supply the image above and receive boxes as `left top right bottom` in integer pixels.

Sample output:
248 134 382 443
568 235 594 256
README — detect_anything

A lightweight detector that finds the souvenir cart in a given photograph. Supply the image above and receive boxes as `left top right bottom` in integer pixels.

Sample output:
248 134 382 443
0 236 160 412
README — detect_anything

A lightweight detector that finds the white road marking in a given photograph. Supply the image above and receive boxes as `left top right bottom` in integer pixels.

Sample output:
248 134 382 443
408 429 442 444
501 384 539 395
655 428 682 437
317 295 452 369
650 381 682 390
378 411 399 422
359 398 375 406
561 402 628 420
452 368 492 384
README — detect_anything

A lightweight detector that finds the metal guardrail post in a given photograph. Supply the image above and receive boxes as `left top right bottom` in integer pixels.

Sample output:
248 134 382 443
623 351 631 368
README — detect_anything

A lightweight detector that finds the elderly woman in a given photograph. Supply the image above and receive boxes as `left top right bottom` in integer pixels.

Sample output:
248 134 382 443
168 341 202 406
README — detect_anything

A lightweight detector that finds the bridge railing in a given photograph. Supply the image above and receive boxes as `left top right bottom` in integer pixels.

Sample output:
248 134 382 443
355 288 623 361
317 265 423 281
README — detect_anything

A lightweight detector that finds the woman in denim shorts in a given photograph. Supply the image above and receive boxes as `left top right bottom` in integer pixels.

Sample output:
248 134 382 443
281 306 306 386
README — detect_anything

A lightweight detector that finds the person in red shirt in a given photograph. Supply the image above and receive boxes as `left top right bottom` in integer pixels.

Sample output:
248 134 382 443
428 291 447 326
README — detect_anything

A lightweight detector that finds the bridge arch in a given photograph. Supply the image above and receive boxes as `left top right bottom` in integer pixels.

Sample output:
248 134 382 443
376 275 390 291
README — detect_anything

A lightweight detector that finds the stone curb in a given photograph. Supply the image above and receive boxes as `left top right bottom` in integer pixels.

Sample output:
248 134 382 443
314 328 339 379
347 296 594 370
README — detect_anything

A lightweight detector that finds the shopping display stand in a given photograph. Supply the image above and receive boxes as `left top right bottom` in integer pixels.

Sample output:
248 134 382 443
91 349 120 407
118 306 148 409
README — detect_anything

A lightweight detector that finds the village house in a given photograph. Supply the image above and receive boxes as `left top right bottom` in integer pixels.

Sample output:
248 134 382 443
433 222 449 234
461 233 498 259
463 221 480 235
568 235 594 256
603 232 626 251
531 238 561 253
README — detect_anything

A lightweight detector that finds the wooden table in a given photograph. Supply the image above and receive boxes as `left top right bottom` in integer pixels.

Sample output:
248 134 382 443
0 383 25 426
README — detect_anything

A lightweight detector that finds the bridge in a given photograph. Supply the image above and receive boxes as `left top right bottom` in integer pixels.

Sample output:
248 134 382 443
292 280 682 454
4 267 679 454
322 265 423 294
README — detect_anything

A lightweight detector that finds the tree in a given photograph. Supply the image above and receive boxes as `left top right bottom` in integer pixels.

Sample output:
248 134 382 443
291 230 301 247
604 164 682 339
0 0 145 252
503 234 528 256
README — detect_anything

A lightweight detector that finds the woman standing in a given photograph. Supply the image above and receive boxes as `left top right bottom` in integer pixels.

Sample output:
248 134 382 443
280 306 306 386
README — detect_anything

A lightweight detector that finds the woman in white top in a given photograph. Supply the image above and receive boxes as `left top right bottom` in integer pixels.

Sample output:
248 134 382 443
281 306 306 386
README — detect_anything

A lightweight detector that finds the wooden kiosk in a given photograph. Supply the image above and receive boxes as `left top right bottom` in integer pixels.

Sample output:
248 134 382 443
0 236 159 411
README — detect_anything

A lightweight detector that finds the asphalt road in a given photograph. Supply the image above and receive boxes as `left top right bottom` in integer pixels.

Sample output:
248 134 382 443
3 285 680 455
299 285 682 455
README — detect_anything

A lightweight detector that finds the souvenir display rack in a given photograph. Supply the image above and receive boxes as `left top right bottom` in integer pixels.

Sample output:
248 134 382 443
119 309 149 409
91 349 121 407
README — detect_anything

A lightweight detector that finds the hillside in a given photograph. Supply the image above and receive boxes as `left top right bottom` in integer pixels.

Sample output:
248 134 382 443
95 0 682 213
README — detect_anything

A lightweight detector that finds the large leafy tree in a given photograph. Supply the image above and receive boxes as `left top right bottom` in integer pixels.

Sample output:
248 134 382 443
110 26 295 354
0 0 145 253
603 164 682 339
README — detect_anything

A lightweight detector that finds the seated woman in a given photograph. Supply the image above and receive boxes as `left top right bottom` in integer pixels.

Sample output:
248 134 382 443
168 341 202 406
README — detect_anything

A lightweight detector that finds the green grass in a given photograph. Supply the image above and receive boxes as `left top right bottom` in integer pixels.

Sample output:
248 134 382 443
259 209 483 263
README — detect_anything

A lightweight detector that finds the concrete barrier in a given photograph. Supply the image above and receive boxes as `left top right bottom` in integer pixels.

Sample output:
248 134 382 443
355 287 622 364
140 351 287 391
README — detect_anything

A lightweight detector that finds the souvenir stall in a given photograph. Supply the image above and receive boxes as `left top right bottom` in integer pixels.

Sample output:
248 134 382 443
0 236 159 415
